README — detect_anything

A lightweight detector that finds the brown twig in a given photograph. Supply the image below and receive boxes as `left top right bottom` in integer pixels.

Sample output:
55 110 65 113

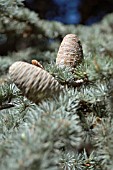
0 103 15 111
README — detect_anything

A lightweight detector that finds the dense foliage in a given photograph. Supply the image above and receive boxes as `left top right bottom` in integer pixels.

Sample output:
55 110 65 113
1 1 113 170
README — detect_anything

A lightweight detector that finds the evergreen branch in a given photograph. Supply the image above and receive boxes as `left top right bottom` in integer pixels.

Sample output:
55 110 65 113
0 103 15 110
94 118 113 170
59 150 102 170
1 0 113 169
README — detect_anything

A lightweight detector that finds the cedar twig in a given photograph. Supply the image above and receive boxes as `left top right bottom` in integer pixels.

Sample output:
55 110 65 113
0 103 15 110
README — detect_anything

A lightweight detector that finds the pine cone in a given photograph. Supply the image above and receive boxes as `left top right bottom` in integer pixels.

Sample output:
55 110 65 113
9 61 63 103
56 34 83 67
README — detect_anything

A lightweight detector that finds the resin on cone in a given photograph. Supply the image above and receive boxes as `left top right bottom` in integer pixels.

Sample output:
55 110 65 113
9 61 63 104
56 34 83 67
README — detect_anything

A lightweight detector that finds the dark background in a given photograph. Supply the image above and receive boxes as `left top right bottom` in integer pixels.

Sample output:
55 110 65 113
1 0 113 56
24 0 113 25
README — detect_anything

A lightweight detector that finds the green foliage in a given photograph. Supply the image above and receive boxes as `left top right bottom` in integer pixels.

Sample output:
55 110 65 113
1 1 113 170
0 84 83 170
59 150 102 170
94 118 113 170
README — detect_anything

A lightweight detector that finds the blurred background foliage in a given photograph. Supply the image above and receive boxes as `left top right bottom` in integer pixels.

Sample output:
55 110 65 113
25 0 113 25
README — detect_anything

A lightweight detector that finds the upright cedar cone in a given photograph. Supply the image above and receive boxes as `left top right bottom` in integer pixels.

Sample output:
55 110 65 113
56 34 83 67
9 61 63 103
